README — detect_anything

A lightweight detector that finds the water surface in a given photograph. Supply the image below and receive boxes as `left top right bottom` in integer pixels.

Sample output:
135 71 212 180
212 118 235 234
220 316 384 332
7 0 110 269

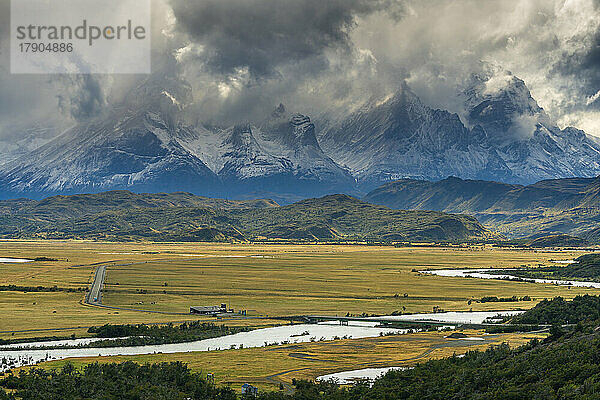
0 322 402 371
0 257 33 263
317 367 405 384
422 269 600 288
0 310 524 371
372 310 522 324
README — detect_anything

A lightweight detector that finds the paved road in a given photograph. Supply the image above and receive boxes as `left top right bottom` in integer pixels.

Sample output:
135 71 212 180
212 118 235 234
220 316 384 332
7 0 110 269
82 262 196 313
85 264 107 305
84 261 137 306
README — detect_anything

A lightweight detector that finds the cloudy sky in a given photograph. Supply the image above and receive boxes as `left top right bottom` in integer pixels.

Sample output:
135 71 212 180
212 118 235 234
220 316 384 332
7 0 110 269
0 0 599 138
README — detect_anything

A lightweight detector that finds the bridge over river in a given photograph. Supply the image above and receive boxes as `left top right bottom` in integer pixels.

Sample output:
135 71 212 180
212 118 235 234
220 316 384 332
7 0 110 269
276 314 552 331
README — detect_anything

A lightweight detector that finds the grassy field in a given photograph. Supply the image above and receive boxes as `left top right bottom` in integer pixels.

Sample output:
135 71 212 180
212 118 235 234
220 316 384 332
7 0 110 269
0 240 597 337
37 329 546 393
101 243 597 317
2 240 591 392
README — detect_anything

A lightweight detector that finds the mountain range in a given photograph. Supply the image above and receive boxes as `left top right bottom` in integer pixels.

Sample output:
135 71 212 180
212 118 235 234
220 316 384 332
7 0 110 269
319 74 600 187
1 70 600 201
364 175 600 240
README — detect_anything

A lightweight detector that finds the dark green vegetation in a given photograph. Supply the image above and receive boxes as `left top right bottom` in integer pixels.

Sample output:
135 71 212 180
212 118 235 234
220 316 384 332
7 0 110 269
560 255 600 280
236 195 491 242
497 254 600 283
364 175 600 240
0 285 86 293
274 327 600 400
82 322 249 349
509 295 600 326
524 235 590 248
0 191 278 215
478 295 531 303
0 191 492 242
504 234 591 248
0 362 235 400
4 323 248 350
4 297 600 399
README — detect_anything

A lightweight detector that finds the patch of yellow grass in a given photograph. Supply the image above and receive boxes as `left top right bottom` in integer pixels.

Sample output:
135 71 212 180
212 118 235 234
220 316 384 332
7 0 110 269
0 240 595 339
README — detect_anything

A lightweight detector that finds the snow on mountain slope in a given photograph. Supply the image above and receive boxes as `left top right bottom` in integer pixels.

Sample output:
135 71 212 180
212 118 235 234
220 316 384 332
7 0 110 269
219 124 292 180
0 72 353 200
0 109 220 197
0 123 64 166
175 106 355 198
318 82 515 189
1 70 600 200
464 72 600 184
319 75 600 191
0 72 220 198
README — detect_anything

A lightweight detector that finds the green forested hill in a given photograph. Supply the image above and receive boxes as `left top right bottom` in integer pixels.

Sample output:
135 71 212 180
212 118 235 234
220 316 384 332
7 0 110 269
510 295 600 325
525 234 590 248
0 192 492 242
553 254 600 280
235 194 491 241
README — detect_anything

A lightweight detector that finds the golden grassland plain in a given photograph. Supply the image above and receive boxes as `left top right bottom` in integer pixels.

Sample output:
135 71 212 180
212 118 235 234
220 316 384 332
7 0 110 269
38 329 546 392
0 240 597 338
1 240 588 391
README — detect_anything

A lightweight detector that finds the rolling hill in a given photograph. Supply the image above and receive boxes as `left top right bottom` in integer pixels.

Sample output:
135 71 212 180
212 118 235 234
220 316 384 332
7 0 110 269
0 191 493 242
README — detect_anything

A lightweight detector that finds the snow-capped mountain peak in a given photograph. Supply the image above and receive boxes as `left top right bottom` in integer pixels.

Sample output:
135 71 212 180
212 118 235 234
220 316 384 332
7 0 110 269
2 71 600 200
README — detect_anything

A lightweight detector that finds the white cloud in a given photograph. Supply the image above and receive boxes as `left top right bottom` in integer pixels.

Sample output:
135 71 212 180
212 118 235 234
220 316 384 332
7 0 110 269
353 0 600 135
586 89 600 105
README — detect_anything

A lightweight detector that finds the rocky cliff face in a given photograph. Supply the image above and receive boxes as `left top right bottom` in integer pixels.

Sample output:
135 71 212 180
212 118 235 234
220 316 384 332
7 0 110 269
318 82 515 188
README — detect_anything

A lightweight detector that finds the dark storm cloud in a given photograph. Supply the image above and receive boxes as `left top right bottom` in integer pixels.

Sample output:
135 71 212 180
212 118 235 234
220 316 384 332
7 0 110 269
57 75 105 120
1 0 600 140
347 0 600 135
584 31 600 67
168 0 404 77
550 27 600 109
581 29 600 93
0 0 121 136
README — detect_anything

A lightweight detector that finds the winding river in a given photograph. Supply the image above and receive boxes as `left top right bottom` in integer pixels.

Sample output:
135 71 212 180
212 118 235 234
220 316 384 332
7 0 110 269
421 268 600 288
0 322 403 371
0 310 524 372
317 366 406 384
